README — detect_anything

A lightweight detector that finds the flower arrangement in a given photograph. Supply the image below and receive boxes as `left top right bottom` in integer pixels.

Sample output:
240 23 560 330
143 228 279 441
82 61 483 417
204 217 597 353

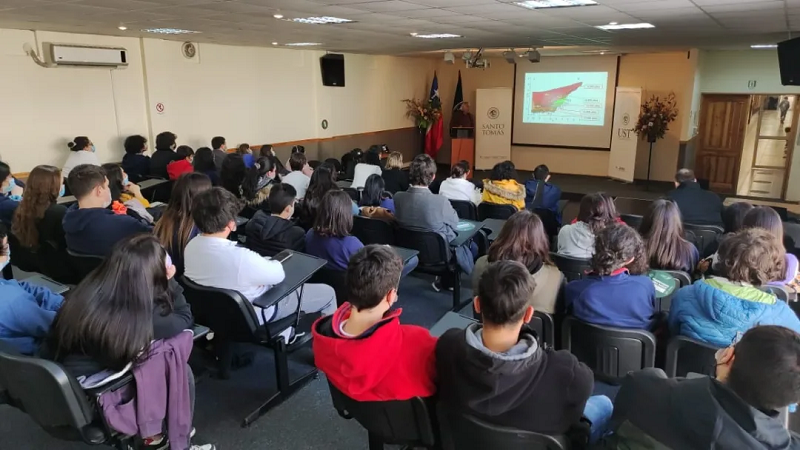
634 92 679 142
403 98 442 130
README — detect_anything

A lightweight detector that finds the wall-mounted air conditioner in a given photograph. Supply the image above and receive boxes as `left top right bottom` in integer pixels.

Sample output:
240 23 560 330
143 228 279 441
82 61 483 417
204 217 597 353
44 43 128 67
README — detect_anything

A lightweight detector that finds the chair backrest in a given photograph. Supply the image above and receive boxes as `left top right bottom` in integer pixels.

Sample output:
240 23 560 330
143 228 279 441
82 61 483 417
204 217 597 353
309 267 347 306
450 200 478 221
561 316 656 385
396 227 452 267
327 381 436 447
664 335 721 378
533 208 560 239
620 214 643 230
530 311 556 348
478 203 517 221
352 215 396 245
343 187 360 203
66 249 104 281
550 252 591 282
759 285 793 302
324 158 343 173
437 403 566 450
178 276 260 342
148 179 174 203
683 223 723 258
657 270 692 312
0 350 99 443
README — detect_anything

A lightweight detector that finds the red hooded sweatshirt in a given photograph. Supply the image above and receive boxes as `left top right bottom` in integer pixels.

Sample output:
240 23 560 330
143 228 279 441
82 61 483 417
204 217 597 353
312 302 437 402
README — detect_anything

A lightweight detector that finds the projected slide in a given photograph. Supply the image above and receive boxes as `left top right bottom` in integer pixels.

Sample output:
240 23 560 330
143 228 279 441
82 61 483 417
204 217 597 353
521 72 608 126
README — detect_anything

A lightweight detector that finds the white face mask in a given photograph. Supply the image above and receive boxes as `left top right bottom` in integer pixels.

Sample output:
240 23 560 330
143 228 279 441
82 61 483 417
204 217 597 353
103 188 112 208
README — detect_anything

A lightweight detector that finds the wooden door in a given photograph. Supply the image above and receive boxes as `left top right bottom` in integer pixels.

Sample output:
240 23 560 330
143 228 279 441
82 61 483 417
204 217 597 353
695 95 749 193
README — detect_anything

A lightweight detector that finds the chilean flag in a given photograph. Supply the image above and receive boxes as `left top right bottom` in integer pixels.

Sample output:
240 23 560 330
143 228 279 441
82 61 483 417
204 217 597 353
425 72 443 158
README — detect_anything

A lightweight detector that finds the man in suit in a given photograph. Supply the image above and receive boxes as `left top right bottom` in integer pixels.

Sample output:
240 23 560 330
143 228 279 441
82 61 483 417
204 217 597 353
667 168 724 227
211 136 227 171
394 154 474 290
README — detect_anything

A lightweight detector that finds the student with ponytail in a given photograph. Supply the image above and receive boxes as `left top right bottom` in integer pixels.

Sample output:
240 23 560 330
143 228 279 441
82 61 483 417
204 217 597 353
62 136 100 180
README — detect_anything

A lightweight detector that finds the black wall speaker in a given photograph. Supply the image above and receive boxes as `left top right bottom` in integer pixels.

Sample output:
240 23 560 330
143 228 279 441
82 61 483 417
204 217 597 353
320 54 345 87
778 37 800 86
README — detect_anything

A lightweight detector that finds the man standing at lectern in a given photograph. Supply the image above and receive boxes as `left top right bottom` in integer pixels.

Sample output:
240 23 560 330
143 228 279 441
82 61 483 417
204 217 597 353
451 101 475 131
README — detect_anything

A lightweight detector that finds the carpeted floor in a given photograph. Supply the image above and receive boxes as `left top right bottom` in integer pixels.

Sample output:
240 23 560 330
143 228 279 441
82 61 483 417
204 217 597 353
0 273 465 450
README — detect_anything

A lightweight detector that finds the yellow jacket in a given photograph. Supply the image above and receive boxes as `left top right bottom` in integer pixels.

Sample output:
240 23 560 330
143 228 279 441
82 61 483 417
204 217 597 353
481 179 525 211
120 192 150 208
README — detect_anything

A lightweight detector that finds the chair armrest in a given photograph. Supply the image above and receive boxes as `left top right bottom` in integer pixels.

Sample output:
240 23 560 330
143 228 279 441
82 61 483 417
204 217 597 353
84 373 135 400
192 325 211 340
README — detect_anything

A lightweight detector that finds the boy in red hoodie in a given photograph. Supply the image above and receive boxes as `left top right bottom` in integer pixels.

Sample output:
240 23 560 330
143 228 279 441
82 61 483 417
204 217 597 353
312 245 437 401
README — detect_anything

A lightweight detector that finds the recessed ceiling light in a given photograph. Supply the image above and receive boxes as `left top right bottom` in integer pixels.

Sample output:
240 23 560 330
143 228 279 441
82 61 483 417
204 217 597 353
284 42 322 46
118 25 127 31
410 33 463 39
515 0 597 9
142 28 200 35
751 44 777 49
608 22 617 25
596 22 654 30
271 42 279 45
291 16 353 25
273 14 284 19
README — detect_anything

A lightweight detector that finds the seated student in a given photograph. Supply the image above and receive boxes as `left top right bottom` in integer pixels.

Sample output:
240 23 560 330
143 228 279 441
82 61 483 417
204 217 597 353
153 173 213 277
284 145 306 174
298 166 358 229
167 145 195 180
62 136 100 181
722 201 753 234
602 325 800 449
472 211 564 314
343 148 363 181
312 245 436 401
149 131 180 180
0 161 22 225
211 136 228 171
305 190 365 271
639 199 699 273
351 147 383 189
359 174 395 219
102 163 153 224
482 160 525 211
44 234 212 450
395 154 475 283
238 143 255 168
670 228 800 347
11 165 71 281
437 260 612 440
193 147 220 186
246 183 305 257
282 152 312 199
525 164 562 224
0 223 64 355
742 206 798 286
667 168 724 227
381 151 409 194
62 164 151 256
184 187 336 326
241 156 278 212
121 135 150 183
220 153 246 200
557 193 616 259
439 160 481 205
566 223 657 330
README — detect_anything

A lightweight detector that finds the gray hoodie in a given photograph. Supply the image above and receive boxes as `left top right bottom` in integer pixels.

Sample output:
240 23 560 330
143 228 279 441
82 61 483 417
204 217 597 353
557 221 595 259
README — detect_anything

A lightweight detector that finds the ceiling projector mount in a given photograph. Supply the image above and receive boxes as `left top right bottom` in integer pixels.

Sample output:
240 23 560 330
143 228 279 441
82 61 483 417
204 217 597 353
502 48 540 64
444 47 540 67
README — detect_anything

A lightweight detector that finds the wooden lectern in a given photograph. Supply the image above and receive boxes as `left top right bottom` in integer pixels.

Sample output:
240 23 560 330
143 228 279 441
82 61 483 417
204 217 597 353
450 127 474 176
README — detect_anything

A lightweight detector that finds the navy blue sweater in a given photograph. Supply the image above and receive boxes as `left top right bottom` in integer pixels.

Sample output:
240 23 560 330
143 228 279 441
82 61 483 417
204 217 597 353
565 272 657 330
63 206 151 256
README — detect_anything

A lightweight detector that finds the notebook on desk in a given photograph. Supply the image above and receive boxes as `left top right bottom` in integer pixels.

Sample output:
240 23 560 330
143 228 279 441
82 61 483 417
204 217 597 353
23 274 69 295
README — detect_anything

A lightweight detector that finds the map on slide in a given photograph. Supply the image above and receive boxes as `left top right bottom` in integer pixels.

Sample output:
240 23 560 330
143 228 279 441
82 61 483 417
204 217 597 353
522 72 608 126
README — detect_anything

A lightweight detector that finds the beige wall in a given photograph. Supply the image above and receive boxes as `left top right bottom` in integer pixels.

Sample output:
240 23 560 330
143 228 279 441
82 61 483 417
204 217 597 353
699 50 800 95
0 28 432 173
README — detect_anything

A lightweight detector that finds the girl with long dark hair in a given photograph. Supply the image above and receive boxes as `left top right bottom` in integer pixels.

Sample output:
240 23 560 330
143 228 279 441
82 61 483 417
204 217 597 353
472 210 564 313
639 199 699 272
241 156 278 211
557 192 617 258
102 163 153 223
192 147 220 186
220 153 246 199
359 174 395 220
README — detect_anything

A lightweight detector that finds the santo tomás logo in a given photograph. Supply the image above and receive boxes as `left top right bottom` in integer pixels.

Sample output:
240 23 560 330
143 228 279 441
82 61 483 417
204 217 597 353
487 107 500 120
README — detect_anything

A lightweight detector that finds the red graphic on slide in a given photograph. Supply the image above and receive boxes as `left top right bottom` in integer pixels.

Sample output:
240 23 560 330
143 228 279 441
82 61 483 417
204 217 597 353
531 82 583 112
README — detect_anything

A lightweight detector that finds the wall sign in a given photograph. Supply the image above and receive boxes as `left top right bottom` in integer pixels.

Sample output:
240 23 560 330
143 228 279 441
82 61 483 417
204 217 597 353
155 102 165 115
475 88 513 170
748 80 757 90
321 119 328 129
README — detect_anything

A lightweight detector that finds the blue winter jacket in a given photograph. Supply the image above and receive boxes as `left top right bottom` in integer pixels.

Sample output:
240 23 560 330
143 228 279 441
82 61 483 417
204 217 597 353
0 279 64 355
524 180 562 224
669 278 800 347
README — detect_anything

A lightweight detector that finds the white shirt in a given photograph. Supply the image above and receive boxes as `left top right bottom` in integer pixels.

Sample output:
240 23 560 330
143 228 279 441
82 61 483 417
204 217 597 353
184 235 285 319
62 151 100 180
282 170 311 199
351 163 383 189
439 177 482 205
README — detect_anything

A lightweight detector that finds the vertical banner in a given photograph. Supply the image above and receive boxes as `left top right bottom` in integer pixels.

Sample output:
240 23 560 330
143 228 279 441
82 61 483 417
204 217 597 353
608 87 642 182
476 88 513 170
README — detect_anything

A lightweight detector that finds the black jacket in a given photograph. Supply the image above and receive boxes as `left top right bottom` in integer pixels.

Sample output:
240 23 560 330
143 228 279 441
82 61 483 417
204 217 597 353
667 182 724 227
150 149 181 180
13 203 75 283
245 211 305 257
602 368 800 449
382 169 409 194
435 324 594 436
121 153 151 183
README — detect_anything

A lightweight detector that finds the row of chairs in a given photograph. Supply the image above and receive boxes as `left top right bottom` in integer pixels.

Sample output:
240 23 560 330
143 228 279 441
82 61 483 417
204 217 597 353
620 214 724 258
